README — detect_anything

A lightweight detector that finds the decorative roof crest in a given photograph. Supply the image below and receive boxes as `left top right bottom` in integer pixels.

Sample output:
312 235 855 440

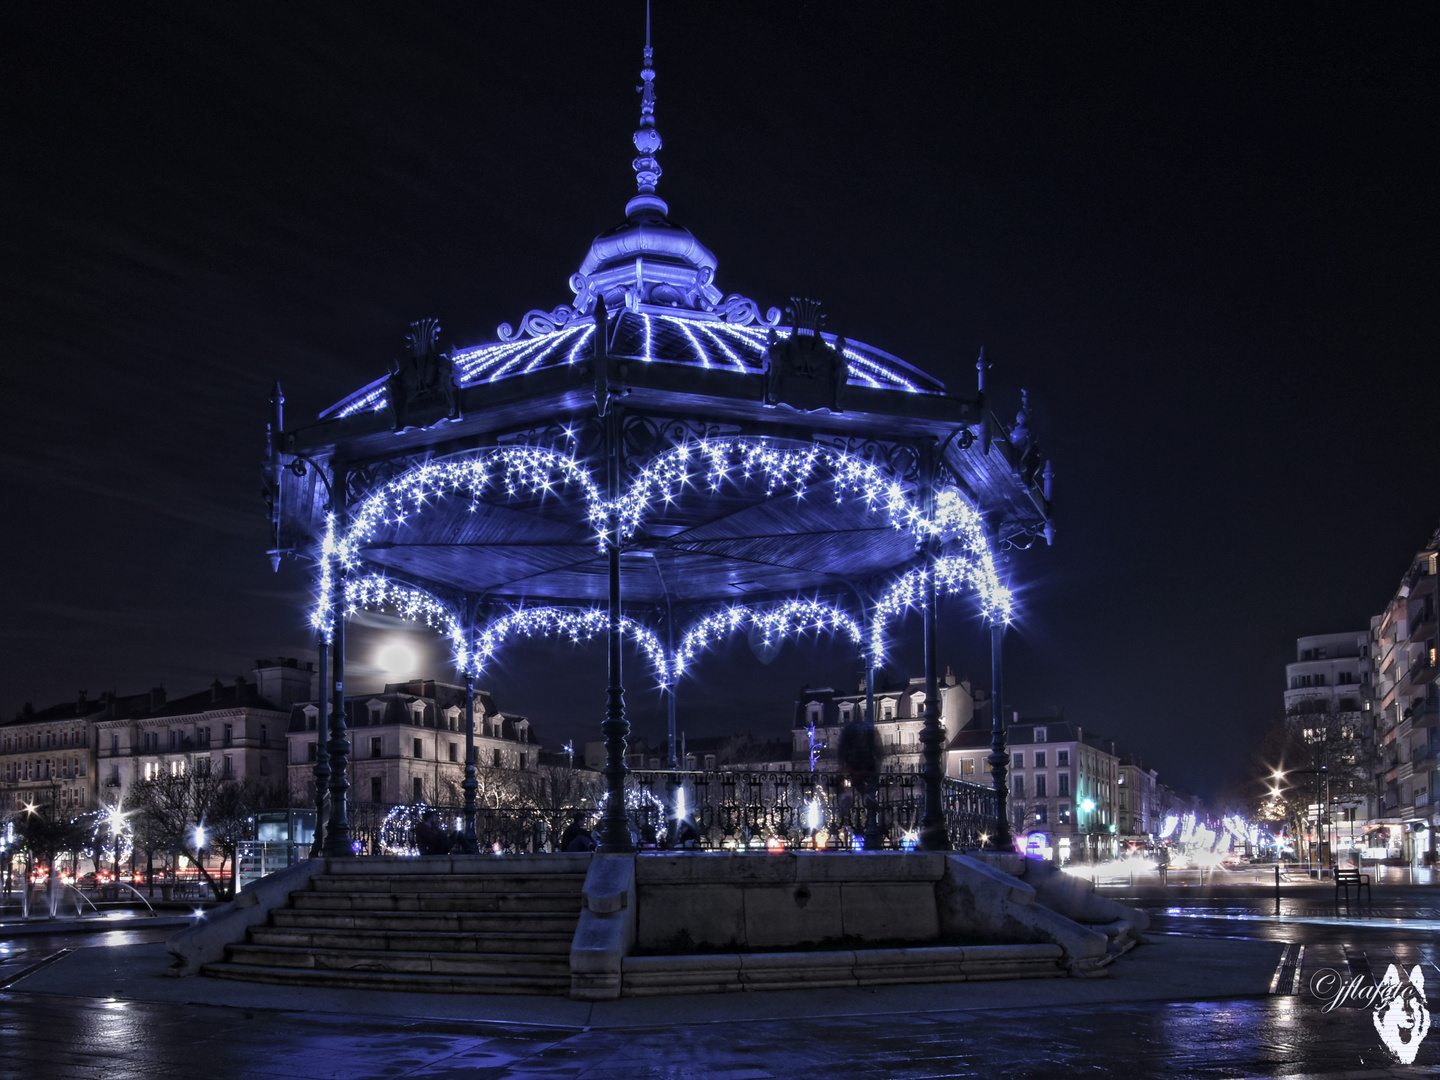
626 3 666 220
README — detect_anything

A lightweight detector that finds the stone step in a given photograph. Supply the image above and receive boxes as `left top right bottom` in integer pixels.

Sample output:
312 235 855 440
320 854 593 876
292 890 583 913
203 961 570 996
248 926 576 955
226 942 571 977
309 873 587 894
268 910 580 937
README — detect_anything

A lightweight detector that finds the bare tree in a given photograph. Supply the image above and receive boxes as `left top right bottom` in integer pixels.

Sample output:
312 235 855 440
1253 701 1378 863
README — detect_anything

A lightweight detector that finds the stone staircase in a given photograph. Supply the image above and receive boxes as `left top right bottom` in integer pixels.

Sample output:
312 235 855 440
202 853 590 995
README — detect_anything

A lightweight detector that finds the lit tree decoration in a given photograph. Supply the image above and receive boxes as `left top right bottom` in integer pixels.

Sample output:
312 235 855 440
379 802 429 856
80 807 133 867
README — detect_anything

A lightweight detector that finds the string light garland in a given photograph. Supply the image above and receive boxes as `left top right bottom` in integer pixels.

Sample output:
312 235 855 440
673 600 864 681
344 575 471 673
309 439 1013 671
474 606 670 686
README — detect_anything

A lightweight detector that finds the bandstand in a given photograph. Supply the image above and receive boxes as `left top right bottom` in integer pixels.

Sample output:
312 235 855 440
264 28 1054 861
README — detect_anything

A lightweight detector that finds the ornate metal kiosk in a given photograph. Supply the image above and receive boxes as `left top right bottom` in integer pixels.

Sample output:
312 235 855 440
265 32 1054 859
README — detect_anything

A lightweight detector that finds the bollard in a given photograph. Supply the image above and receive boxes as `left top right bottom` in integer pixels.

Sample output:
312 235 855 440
1274 863 1280 916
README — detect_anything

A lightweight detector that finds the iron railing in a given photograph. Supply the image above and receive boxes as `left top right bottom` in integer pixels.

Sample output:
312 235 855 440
345 771 998 854
630 769 997 851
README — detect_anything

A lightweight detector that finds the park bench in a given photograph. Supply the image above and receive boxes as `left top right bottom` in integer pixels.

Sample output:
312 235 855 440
1335 867 1371 906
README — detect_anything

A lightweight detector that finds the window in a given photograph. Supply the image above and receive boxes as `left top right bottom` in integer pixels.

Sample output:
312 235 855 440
1034 804 1048 824
169 730 180 750
169 760 184 777
196 758 211 777
492 749 501 767
1057 750 1069 767
519 752 528 769
223 755 234 779
1034 727 1047 742
882 704 894 721
448 742 458 763
1058 773 1069 796
413 777 423 802
198 727 210 745
1058 804 1072 824
1012 752 1023 769
1034 750 1046 768
961 757 975 775
704 754 717 769
371 776 383 802
1013 775 1025 798
260 724 269 747
413 738 423 759
308 742 319 762
223 724 233 747
1035 774 1047 798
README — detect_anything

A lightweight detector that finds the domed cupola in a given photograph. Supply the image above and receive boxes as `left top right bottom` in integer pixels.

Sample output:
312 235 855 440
569 27 722 315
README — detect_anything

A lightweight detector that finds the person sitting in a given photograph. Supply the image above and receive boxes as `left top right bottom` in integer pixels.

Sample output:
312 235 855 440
415 810 452 856
559 815 595 852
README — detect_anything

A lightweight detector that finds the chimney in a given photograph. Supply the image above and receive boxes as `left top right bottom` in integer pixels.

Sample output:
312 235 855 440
150 685 166 710
77 690 88 711
944 666 957 687
211 678 225 704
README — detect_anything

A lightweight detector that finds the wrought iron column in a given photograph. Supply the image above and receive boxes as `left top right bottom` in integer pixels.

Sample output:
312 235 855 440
988 619 1012 851
463 669 478 843
323 477 355 858
597 407 633 852
309 635 330 858
918 548 951 850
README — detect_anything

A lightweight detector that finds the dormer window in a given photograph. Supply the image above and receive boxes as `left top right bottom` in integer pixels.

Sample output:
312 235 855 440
1034 726 1047 743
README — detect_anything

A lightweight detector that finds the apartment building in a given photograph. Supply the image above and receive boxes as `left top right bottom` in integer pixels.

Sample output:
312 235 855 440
1370 532 1439 864
288 679 538 808
0 694 105 814
790 668 988 775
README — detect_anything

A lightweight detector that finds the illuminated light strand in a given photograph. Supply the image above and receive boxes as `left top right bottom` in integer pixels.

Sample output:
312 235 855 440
474 607 670 685
662 315 712 370
454 336 545 383
314 440 1008 637
344 575 470 673
641 312 654 363
840 347 891 390
871 554 1013 662
337 385 388 418
487 335 560 383
565 323 596 365
694 323 752 373
672 600 865 681
313 448 605 634
521 333 570 375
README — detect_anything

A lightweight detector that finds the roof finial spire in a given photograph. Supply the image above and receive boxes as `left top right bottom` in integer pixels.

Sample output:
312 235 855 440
626 0 668 220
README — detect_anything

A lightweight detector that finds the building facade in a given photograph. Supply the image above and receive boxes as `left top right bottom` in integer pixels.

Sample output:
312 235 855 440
1281 631 1374 861
288 679 538 809
954 720 1119 863
1117 757 1160 841
93 661 304 807
1369 532 1439 864
0 694 105 814
790 669 988 775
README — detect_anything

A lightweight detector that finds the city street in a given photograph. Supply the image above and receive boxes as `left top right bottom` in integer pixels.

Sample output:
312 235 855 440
2 890 1438 1078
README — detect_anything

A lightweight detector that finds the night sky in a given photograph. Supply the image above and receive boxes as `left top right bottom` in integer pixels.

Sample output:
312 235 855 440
2 6 1435 801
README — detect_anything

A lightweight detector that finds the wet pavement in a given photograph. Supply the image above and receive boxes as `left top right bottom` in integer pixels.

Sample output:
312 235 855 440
2 894 1438 1078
